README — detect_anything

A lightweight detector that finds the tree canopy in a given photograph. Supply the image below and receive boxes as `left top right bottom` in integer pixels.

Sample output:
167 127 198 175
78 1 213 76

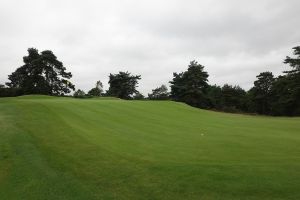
148 84 169 100
247 72 274 114
269 46 300 115
170 60 209 108
133 91 145 100
107 71 141 99
2 46 300 116
220 84 247 112
73 89 86 98
88 80 103 96
6 48 75 95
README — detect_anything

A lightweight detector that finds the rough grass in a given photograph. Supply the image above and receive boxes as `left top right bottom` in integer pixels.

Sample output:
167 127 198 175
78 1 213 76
0 95 299 200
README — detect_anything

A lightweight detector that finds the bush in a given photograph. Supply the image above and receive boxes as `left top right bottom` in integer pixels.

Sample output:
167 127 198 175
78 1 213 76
0 88 24 97
73 89 86 98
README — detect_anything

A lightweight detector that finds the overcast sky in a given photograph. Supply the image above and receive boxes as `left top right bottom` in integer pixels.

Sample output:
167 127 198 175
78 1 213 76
0 0 299 94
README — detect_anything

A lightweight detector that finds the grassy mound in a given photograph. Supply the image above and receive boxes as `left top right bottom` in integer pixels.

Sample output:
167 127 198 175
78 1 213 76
0 96 299 199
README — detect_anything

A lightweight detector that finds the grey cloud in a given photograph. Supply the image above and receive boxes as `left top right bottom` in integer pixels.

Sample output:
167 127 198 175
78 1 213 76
0 0 299 95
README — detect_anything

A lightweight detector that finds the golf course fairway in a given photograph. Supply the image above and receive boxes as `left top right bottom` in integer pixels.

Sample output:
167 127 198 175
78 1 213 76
0 95 299 200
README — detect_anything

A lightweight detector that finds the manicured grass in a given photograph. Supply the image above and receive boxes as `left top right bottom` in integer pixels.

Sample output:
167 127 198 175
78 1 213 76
0 95 299 199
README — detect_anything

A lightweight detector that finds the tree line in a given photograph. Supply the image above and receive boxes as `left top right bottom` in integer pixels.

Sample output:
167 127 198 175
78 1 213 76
1 47 299 116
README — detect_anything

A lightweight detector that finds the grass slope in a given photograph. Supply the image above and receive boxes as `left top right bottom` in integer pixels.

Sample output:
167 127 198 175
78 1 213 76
0 95 299 200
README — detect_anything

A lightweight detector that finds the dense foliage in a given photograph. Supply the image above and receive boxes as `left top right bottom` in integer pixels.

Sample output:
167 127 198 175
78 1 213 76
88 81 103 96
5 48 75 95
2 46 299 115
133 91 145 100
107 71 141 99
170 61 209 108
73 89 86 98
270 47 300 116
169 47 300 116
0 87 24 97
148 84 169 100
